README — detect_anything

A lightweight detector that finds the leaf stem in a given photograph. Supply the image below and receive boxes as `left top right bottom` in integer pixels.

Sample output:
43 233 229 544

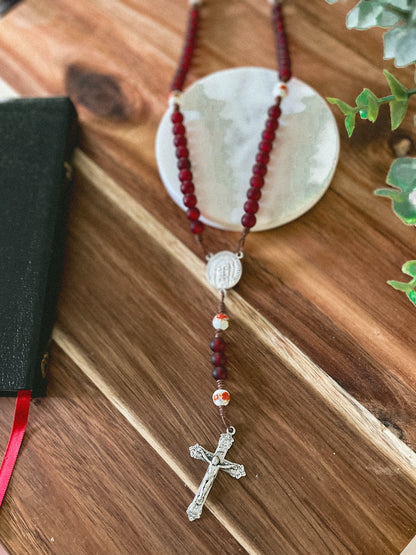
377 88 416 103
353 88 416 114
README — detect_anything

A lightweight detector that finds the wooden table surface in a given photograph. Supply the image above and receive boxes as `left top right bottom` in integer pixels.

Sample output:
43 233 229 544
1 0 416 553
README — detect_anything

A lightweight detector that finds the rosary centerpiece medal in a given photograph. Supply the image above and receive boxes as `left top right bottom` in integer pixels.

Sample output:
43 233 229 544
155 0 339 521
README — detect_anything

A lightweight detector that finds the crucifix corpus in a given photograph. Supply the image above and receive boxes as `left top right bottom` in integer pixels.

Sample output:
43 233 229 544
187 428 246 521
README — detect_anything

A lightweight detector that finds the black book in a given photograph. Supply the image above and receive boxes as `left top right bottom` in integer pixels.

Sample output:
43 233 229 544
0 97 77 396
0 1 23 17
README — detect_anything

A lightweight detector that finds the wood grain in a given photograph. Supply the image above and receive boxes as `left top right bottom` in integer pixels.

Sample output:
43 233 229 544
0 0 416 552
0 345 244 554
53 156 416 553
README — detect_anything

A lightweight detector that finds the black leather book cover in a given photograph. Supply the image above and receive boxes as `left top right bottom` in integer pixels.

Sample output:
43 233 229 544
0 97 77 396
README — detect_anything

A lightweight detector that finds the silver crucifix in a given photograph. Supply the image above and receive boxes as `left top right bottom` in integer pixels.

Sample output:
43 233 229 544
187 427 246 521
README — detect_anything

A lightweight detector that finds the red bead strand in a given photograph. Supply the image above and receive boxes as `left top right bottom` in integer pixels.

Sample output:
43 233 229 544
171 105 205 236
170 6 200 92
166 1 294 433
241 98 282 230
210 334 228 380
272 2 292 82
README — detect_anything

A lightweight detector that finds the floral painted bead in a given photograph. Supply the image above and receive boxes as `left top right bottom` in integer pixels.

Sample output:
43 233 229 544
212 313 229 330
212 389 230 406
273 81 289 98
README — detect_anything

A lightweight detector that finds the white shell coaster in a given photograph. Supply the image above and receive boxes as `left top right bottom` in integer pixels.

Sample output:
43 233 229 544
156 67 340 231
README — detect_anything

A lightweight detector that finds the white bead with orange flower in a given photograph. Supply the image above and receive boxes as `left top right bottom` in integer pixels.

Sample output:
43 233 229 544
212 389 230 407
273 80 289 98
212 313 229 330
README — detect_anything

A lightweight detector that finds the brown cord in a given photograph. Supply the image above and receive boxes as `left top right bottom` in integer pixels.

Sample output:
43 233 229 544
219 406 232 431
217 289 226 314
236 228 250 255
195 233 208 258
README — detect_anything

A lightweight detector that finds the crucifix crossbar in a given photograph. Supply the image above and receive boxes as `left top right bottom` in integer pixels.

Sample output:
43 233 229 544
186 430 246 521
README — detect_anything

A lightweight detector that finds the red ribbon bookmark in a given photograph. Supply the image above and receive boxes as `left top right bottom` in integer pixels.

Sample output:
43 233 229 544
0 390 31 507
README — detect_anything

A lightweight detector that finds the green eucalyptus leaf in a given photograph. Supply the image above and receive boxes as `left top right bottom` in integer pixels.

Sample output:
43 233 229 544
387 260 416 307
345 112 356 136
383 69 408 100
367 92 380 122
327 97 354 115
347 0 404 29
389 98 408 129
386 157 416 190
408 289 416 306
394 26 416 67
387 280 412 292
375 191 416 223
381 0 411 9
325 0 338 3
375 188 402 200
356 88 379 121
356 89 369 106
402 260 416 277
384 27 405 61
375 158 416 224
384 25 416 67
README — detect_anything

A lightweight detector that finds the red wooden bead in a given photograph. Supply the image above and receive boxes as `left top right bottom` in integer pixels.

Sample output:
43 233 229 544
250 175 264 188
241 213 256 228
190 220 204 234
268 105 282 120
174 135 187 147
265 118 278 132
173 123 186 135
262 129 275 142
244 199 259 214
171 111 184 124
252 163 267 177
183 193 197 207
259 140 273 153
176 146 189 158
247 187 262 200
211 352 227 366
210 337 226 352
256 152 269 164
179 169 193 182
187 207 200 221
212 366 228 380
177 158 191 170
180 181 194 194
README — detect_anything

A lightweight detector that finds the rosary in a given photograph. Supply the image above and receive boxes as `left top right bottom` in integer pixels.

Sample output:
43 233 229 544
159 0 291 521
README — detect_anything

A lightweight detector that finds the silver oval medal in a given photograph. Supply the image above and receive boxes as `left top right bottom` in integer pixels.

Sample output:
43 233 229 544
206 251 243 290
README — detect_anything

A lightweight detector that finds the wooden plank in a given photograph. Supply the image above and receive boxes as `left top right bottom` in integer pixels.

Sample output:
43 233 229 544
0 0 409 445
0 345 244 554
50 156 416 552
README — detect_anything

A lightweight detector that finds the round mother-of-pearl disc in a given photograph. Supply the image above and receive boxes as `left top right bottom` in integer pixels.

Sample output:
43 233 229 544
206 251 242 289
156 67 340 231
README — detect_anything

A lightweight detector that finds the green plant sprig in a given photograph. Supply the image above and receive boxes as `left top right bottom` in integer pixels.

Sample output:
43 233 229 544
387 261 416 307
328 70 415 136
